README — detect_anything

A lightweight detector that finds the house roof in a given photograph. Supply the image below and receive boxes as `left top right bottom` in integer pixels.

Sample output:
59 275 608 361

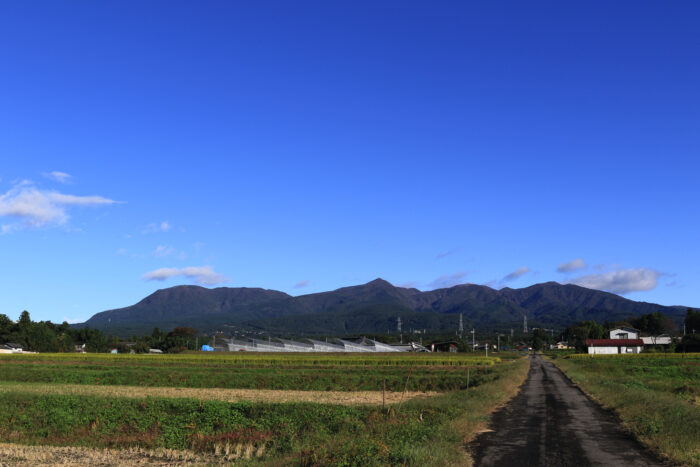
2 343 23 349
610 327 639 333
586 339 644 346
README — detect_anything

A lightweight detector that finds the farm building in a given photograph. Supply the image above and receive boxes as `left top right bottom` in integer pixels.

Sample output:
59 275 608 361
224 337 427 352
0 343 23 354
550 341 571 350
641 334 673 345
430 341 459 353
586 339 644 354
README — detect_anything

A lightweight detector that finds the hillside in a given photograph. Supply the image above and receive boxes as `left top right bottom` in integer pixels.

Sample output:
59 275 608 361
76 279 688 336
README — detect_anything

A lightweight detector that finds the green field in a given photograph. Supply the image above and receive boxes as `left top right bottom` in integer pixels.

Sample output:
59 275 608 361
551 353 700 466
0 352 529 466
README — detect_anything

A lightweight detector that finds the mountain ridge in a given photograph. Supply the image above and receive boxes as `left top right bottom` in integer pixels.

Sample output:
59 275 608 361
77 279 688 336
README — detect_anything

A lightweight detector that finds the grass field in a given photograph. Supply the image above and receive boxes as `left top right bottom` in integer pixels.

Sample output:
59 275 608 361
0 352 529 466
550 353 700 466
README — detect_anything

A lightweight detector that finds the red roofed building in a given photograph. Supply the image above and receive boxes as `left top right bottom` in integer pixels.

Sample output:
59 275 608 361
586 339 644 355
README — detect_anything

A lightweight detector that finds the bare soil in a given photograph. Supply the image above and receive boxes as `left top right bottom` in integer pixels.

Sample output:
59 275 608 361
0 382 436 405
0 443 218 466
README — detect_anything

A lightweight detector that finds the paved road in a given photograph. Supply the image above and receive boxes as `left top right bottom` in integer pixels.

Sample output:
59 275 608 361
471 354 664 467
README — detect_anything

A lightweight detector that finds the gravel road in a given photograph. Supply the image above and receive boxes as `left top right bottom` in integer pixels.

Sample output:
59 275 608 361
471 354 664 466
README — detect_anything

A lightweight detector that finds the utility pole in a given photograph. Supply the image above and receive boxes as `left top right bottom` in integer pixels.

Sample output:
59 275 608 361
458 313 464 339
470 328 475 351
497 334 500 352
397 317 403 344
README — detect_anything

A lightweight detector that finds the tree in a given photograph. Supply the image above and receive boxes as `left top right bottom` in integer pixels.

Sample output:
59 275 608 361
57 332 75 352
134 341 150 353
630 312 677 335
18 310 31 329
531 328 551 351
26 323 58 352
0 314 14 340
564 321 605 351
69 327 108 353
685 309 700 334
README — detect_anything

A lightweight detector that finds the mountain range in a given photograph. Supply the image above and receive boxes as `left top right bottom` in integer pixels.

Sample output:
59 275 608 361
76 279 688 337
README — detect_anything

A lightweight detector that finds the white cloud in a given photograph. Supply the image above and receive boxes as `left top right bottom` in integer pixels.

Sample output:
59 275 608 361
142 266 229 285
429 271 468 289
557 258 586 273
44 171 72 184
294 279 310 288
502 266 530 282
153 245 176 257
569 267 661 294
0 182 116 231
143 221 172 234
115 248 128 256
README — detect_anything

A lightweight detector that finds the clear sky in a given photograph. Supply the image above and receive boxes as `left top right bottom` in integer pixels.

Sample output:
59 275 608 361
1 1 698 323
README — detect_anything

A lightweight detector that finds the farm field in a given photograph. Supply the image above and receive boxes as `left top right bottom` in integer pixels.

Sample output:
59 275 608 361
0 352 529 466
0 352 503 392
551 353 700 466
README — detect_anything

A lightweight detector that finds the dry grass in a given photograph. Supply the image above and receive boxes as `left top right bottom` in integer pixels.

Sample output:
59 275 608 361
0 442 227 466
0 381 436 406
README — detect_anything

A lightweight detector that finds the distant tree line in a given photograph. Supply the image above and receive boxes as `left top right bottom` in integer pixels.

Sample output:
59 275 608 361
3 309 699 354
0 311 202 353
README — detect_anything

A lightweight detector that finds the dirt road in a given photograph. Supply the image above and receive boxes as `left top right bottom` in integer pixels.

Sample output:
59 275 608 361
471 354 663 466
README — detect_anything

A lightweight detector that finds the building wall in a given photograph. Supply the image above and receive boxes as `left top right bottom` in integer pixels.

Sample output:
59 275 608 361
588 345 644 355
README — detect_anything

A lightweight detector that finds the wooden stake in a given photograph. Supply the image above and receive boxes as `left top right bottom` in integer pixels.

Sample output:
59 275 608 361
382 379 386 412
398 365 414 410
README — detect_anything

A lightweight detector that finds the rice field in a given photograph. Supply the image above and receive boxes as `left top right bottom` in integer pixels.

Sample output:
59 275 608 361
0 352 529 466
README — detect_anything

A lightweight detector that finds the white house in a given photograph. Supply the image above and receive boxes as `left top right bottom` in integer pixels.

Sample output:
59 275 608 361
609 327 639 340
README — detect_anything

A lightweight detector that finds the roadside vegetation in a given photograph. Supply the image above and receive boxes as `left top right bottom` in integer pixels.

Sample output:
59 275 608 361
550 353 700 466
0 353 529 466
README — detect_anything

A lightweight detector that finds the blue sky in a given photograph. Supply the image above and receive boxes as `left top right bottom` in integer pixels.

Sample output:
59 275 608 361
1 1 698 323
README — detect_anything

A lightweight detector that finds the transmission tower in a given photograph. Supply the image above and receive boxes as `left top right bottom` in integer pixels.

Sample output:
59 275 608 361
523 313 528 333
458 313 464 338
397 317 403 344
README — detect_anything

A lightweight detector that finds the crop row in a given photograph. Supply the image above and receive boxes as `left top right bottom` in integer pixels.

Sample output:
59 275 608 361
0 364 494 392
0 352 503 367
